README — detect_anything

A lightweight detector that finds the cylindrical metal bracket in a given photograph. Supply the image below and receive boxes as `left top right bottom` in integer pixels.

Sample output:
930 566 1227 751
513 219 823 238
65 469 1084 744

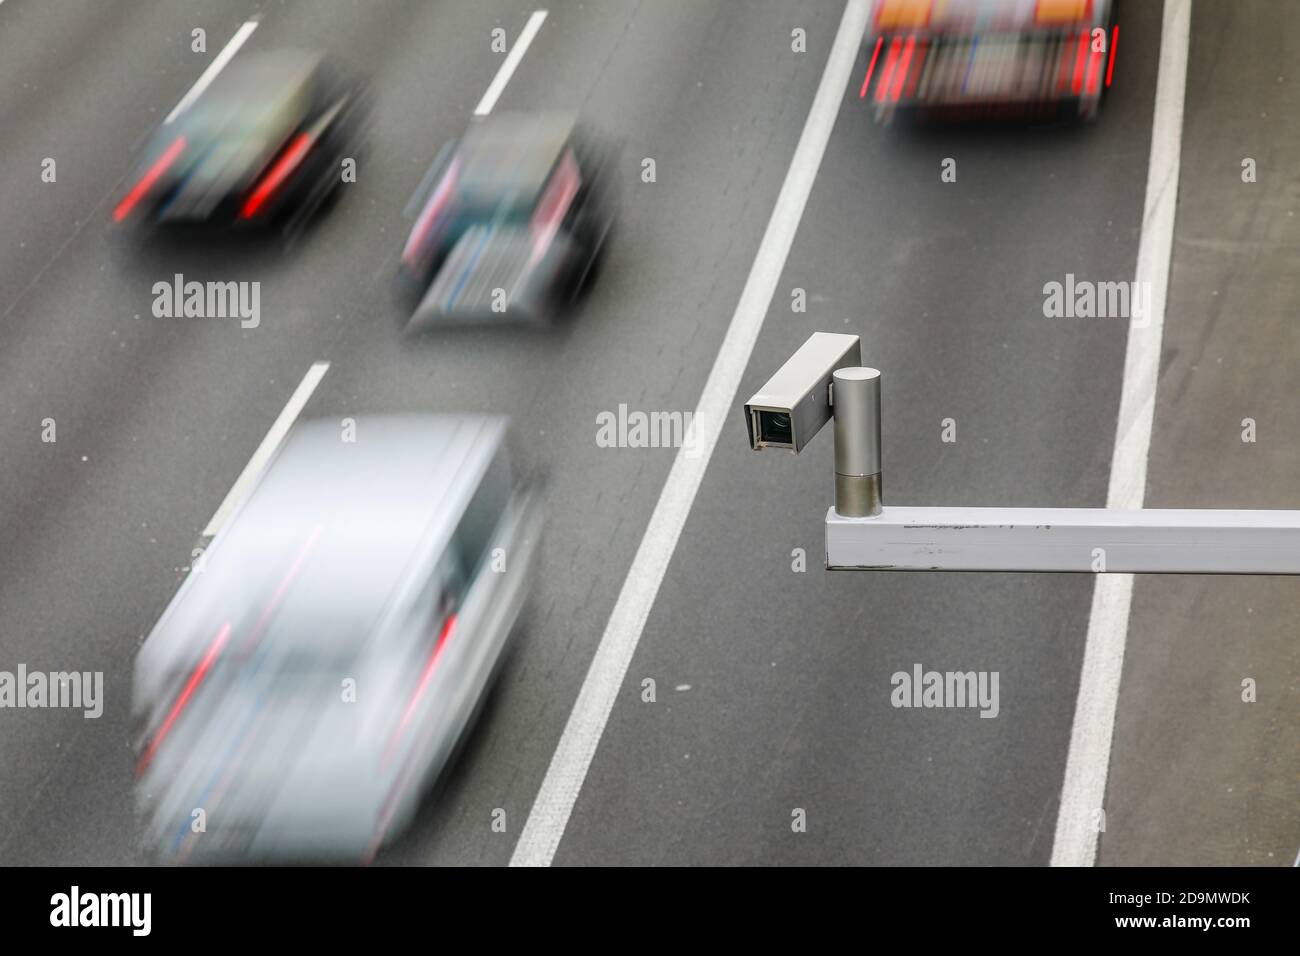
832 367 882 517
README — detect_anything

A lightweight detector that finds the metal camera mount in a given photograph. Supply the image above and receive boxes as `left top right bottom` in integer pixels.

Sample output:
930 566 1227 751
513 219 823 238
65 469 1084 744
746 332 1300 574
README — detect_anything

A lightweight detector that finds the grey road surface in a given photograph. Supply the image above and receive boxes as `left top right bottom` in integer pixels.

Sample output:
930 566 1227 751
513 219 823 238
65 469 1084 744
1101 0 1300 867
0 0 1292 867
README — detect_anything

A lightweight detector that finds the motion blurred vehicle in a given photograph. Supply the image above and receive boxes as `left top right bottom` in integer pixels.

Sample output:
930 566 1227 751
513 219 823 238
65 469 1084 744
861 0 1118 124
398 112 617 327
132 415 541 862
113 49 369 232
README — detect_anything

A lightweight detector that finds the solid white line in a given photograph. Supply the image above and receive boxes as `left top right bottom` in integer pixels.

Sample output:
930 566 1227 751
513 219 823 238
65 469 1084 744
164 19 259 124
509 0 874 867
202 361 330 537
1050 0 1191 867
474 10 547 116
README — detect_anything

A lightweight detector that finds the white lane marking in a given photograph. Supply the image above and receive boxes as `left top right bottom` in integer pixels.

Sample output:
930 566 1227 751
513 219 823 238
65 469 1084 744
164 19 259 124
1050 0 1191 868
474 10 547 116
202 361 330 537
510 0 874 867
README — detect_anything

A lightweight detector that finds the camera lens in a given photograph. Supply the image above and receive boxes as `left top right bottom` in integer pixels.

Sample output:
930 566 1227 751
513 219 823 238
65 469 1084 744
759 410 793 446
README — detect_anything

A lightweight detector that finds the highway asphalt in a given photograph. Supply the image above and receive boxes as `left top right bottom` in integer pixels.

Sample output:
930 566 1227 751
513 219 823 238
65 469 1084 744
1101 0 1300 866
0 0 1292 866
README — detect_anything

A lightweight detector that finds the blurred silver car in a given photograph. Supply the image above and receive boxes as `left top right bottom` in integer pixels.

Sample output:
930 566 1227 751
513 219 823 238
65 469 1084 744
132 415 541 862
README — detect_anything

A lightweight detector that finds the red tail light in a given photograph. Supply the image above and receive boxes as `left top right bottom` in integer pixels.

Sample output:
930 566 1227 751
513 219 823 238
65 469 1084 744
860 36 884 98
875 37 903 104
383 612 459 766
136 621 232 776
529 150 581 269
240 133 313 220
402 158 461 266
1105 24 1118 87
1070 30 1089 95
113 136 187 222
1085 37 1104 95
891 35 917 102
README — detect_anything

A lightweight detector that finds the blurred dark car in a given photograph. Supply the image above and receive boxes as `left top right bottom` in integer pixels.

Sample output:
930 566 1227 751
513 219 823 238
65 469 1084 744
399 112 617 326
113 50 369 232
861 0 1118 123
132 415 542 863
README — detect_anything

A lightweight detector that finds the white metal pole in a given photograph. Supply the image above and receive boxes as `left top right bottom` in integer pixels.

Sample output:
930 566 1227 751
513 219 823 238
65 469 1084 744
826 505 1300 573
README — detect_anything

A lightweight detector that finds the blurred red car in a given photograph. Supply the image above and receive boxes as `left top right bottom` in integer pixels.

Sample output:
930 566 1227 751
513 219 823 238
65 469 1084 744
861 0 1119 123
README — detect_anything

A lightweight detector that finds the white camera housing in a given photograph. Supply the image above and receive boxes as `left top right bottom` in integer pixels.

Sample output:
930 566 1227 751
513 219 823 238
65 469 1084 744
743 332 861 453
